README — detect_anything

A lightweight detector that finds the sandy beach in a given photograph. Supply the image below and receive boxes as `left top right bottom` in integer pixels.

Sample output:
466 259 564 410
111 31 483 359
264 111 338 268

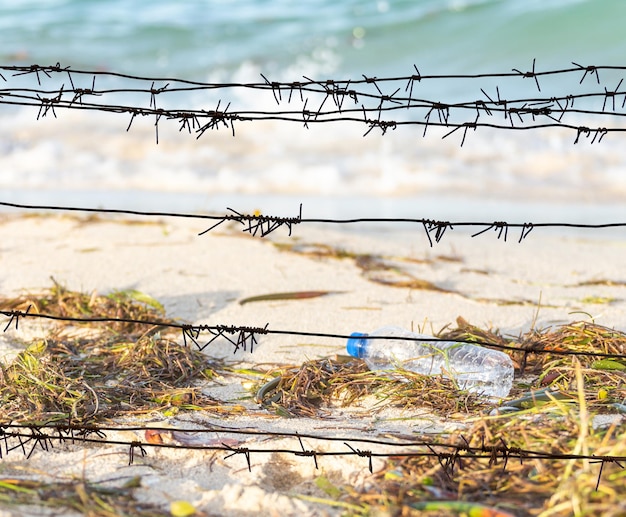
3 2 626 515
0 213 625 516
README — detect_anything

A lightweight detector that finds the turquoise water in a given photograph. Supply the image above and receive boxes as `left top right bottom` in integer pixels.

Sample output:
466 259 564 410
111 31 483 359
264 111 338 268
1 0 626 223
3 0 626 83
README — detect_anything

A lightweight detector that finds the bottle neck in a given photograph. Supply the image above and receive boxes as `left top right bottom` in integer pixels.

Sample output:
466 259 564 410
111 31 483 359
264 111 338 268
346 332 368 358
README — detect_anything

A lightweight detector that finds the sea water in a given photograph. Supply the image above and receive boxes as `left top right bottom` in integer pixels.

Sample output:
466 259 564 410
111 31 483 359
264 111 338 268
1 0 626 230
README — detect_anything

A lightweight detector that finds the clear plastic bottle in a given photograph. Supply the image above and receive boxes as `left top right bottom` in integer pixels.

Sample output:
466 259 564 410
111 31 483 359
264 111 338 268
347 326 513 399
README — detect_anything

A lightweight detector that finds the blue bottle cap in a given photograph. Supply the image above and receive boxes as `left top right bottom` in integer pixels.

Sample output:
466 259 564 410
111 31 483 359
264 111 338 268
347 332 368 358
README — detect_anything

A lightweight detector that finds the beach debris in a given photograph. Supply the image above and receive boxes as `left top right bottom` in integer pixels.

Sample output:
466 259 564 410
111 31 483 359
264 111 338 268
409 500 517 517
145 429 166 444
107 289 165 313
592 358 626 371
252 357 490 418
347 326 514 398
171 431 242 448
314 476 342 499
0 284 221 424
363 268 450 291
274 241 456 291
0 278 173 334
611 402 626 414
488 406 521 416
502 387 573 409
239 290 344 305
489 387 574 415
170 500 196 517
144 428 243 448
0 476 170 516
255 375 282 404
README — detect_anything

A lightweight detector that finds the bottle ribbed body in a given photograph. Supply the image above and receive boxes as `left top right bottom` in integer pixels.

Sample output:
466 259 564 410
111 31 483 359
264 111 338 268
347 326 513 398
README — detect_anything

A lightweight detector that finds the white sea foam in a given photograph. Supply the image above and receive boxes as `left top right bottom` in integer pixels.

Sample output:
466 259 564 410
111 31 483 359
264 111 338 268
1 95 625 226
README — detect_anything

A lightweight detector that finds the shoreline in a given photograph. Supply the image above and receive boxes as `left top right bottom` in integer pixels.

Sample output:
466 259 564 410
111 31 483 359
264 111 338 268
2 193 626 247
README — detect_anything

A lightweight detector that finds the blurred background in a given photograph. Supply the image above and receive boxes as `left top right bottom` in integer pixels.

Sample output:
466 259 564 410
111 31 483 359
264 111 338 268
1 0 626 225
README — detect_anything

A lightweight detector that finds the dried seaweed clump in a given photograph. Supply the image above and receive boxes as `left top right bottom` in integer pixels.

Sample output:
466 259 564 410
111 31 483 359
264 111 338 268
0 282 221 424
259 356 489 418
1 278 174 334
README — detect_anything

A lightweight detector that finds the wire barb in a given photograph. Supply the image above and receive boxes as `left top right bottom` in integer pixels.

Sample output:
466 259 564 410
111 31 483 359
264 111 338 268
512 58 541 92
573 62 601 85
128 440 147 465
181 324 269 353
2 306 32 332
345 442 373 473
471 221 509 241
422 220 454 247
198 204 303 238
296 434 319 469
592 455 624 491
223 444 252 472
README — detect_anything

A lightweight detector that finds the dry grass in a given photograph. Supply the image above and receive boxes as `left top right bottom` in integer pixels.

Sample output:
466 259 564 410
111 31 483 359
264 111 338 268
257 317 626 517
2 277 172 334
0 477 170 516
2 283 626 516
331 394 626 517
0 283 222 425
256 358 489 418
274 242 455 293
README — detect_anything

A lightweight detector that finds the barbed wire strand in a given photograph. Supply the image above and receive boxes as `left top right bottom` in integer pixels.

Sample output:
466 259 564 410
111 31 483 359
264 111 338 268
0 422 622 488
1 201 624 245
1 308 625 361
1 62 626 145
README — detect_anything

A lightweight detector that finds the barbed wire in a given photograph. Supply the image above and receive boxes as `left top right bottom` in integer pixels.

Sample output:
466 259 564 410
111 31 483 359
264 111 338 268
2 61 626 501
1 201 624 245
0 421 622 490
1 61 626 144
2 307 625 361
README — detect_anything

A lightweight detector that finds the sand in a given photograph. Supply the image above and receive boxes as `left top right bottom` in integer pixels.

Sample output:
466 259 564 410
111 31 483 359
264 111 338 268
0 213 625 516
